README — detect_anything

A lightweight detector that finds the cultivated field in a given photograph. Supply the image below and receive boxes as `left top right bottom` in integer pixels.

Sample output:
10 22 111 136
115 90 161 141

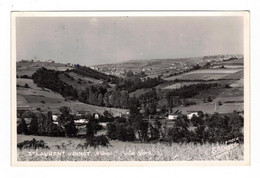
17 135 243 161
166 68 243 81
17 79 127 116
163 82 198 90
172 102 243 115
230 79 244 88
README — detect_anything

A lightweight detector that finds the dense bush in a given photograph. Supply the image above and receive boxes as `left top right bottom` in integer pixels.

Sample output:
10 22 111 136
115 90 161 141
107 121 135 141
17 138 49 150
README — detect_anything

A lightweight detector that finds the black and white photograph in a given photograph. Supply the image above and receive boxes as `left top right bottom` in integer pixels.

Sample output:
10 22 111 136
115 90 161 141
11 11 250 166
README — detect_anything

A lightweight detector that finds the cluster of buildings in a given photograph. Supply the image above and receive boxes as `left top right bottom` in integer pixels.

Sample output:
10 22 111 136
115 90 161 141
97 67 127 77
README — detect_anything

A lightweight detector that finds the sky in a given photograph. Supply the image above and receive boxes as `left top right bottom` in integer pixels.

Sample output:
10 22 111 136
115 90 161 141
16 16 244 66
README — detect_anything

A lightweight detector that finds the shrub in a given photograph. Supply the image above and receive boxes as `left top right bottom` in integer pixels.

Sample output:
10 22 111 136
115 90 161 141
17 138 49 150
20 75 30 79
85 135 111 148
24 83 29 88
116 123 135 141
107 121 135 141
107 122 118 140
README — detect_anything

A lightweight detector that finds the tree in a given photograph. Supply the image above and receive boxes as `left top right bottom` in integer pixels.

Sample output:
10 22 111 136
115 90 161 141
136 121 149 142
103 92 111 107
167 115 190 143
203 62 211 69
120 90 129 108
86 118 96 138
57 106 77 137
149 123 160 141
107 122 118 140
85 114 103 138
103 110 113 119
111 90 121 108
36 112 53 136
126 70 134 78
97 93 103 106
29 115 38 135
24 83 29 88
129 96 140 118
17 118 28 135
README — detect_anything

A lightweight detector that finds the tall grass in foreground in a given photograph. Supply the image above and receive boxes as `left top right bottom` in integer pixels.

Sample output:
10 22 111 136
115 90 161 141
18 143 243 161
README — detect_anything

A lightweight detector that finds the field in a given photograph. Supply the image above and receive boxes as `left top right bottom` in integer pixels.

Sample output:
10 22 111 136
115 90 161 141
230 79 244 88
163 82 198 90
96 57 203 78
17 135 243 161
17 79 127 116
172 102 243 115
166 68 243 81
213 88 244 103
17 61 72 77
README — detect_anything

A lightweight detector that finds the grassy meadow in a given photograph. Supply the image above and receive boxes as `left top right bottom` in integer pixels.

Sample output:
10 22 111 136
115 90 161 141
17 135 243 161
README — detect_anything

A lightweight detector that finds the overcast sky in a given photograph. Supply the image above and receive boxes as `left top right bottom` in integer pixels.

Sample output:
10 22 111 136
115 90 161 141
16 16 244 66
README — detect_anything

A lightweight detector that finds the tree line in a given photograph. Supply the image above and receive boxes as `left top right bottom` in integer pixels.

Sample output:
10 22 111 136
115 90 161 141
106 110 244 144
17 104 244 145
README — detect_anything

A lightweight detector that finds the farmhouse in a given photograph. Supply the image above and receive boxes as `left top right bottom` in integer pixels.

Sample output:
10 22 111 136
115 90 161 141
168 114 178 120
93 113 100 119
74 119 87 124
52 114 59 121
187 112 199 119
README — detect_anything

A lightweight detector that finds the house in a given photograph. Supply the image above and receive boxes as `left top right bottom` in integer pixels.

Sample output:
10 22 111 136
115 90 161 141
93 113 100 119
52 114 58 121
74 119 87 124
47 60 55 63
167 110 182 120
168 115 178 120
187 112 199 120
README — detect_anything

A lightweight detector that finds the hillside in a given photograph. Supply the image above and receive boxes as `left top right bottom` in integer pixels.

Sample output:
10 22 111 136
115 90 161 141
16 61 130 115
17 78 127 116
17 54 244 116
17 61 73 77
95 54 243 78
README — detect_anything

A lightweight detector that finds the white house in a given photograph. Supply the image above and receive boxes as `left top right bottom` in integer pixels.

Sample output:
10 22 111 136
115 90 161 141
168 115 179 120
52 115 58 121
187 112 199 120
74 119 87 124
